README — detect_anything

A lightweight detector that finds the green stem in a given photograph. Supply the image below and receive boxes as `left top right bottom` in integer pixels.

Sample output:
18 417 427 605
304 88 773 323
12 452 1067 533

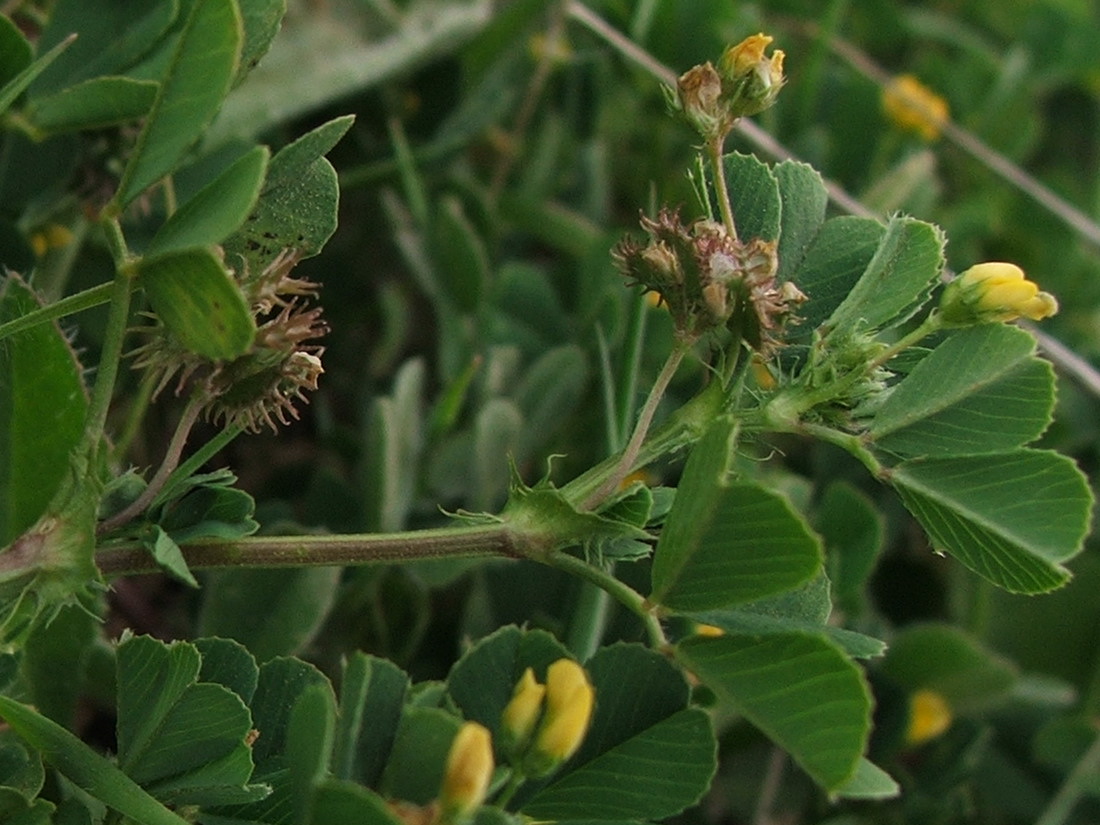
708 135 737 240
581 339 694 510
95 523 523 578
867 312 943 370
0 281 113 343
1035 730 1100 825
544 550 667 649
565 577 612 661
150 423 245 509
98 393 206 534
562 379 724 508
81 219 136 461
493 768 526 810
796 421 886 479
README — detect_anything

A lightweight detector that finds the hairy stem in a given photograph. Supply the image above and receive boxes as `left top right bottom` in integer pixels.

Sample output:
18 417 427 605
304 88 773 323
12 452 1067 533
95 523 524 578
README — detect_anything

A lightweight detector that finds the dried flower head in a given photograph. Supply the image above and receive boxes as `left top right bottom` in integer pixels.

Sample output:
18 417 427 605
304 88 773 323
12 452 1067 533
130 246 328 433
613 208 800 350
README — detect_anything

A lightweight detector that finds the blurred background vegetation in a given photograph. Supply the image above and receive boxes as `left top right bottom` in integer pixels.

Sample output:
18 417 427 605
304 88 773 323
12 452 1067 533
10 0 1100 821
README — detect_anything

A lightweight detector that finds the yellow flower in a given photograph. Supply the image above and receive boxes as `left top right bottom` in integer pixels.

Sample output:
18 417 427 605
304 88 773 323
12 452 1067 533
882 75 949 141
534 659 595 764
440 722 494 818
501 667 545 751
940 261 1059 324
906 689 952 745
720 33 773 77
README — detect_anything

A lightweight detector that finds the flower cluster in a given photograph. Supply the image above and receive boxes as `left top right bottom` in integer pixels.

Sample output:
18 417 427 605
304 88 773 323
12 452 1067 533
501 658 596 778
670 33 785 142
939 262 1058 325
613 207 804 349
882 74 949 142
131 246 327 432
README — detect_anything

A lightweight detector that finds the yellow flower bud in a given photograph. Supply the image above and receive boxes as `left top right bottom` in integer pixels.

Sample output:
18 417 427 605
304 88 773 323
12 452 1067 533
694 623 726 637
940 262 1058 324
440 722 494 818
717 33 786 118
882 75 949 141
528 659 594 772
721 33 772 77
906 689 952 745
501 668 545 752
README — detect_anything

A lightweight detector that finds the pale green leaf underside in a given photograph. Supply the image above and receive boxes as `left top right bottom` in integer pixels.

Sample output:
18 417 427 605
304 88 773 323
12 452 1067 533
892 450 1092 593
871 324 1054 457
27 76 158 133
677 633 871 791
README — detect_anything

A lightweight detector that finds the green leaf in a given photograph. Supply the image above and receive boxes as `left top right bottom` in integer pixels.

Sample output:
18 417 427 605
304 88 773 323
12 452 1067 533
26 77 158 134
234 0 287 87
447 625 572 741
513 345 589 465
832 758 899 800
521 644 716 821
722 152 781 242
142 526 199 587
332 652 409 787
158 482 259 543
870 324 1055 457
0 275 87 547
892 450 1092 593
0 729 45 799
139 246 256 360
221 115 354 275
687 576 886 659
308 779 403 825
774 160 828 284
0 35 76 117
205 3 491 143
380 707 462 805
0 696 190 825
195 637 260 705
116 635 253 788
149 145 269 256
676 632 872 791
650 418 822 610
789 216 885 335
363 358 426 532
113 0 243 208
0 16 32 90
29 0 178 96
814 482 884 615
287 683 336 823
879 623 1017 712
825 215 944 334
432 195 489 313
22 603 96 728
198 567 340 661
